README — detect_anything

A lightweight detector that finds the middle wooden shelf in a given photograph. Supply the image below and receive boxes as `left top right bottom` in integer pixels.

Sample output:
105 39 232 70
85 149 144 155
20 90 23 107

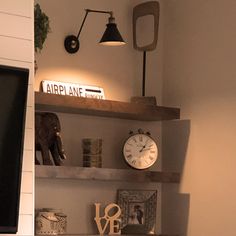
35 165 180 183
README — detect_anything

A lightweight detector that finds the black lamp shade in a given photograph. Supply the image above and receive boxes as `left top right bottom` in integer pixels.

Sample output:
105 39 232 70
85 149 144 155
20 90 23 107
99 23 125 46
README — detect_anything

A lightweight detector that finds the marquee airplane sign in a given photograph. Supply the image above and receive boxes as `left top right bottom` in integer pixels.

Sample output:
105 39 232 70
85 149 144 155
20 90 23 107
41 80 105 99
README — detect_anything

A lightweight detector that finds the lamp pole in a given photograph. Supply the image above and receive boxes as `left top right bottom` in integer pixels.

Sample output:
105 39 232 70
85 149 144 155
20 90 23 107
142 51 146 97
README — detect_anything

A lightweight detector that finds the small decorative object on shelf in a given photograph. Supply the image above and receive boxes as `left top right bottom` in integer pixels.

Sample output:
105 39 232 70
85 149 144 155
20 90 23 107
117 189 157 234
35 112 66 166
131 1 160 105
82 138 102 167
94 203 121 235
35 208 67 235
41 80 105 99
123 129 158 169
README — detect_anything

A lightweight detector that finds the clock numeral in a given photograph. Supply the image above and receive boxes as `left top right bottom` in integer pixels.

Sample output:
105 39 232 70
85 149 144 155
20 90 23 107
145 160 149 164
132 160 136 165
139 136 143 142
125 149 131 152
149 156 154 160
132 138 137 143
127 154 132 159
150 150 156 154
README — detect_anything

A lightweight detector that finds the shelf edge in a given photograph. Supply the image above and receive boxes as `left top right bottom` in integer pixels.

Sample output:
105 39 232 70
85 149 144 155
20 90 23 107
35 92 180 121
35 166 180 184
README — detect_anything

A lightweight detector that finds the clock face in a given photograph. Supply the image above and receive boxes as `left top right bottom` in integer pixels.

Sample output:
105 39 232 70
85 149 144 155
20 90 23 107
123 134 158 170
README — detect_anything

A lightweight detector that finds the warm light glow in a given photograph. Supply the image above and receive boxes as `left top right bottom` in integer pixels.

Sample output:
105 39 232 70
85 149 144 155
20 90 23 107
99 41 126 46
35 68 106 92
34 67 132 102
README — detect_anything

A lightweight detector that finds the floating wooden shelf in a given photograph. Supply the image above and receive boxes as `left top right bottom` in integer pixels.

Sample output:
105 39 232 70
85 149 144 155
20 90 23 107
35 92 180 121
35 166 180 183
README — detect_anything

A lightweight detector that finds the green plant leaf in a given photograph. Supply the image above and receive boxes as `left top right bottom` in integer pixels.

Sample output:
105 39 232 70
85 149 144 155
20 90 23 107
34 3 51 53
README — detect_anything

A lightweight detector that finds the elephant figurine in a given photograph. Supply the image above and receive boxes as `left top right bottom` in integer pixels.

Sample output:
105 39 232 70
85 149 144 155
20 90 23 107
35 112 66 165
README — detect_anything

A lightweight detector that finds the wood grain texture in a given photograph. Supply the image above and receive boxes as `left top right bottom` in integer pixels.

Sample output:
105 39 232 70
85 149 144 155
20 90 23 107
35 92 180 121
35 166 180 183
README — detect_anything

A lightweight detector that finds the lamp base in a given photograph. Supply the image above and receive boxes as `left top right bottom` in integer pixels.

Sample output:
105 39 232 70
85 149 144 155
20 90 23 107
130 96 157 106
64 35 80 54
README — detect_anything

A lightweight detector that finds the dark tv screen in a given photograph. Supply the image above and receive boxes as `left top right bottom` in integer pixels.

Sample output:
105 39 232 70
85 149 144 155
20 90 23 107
0 65 29 234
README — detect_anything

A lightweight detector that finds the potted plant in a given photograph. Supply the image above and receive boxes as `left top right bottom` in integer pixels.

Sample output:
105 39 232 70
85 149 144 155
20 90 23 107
34 3 51 71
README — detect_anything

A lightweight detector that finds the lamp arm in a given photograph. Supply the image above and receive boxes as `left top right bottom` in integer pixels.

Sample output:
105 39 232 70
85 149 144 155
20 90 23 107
76 10 89 38
76 9 113 38
86 9 113 18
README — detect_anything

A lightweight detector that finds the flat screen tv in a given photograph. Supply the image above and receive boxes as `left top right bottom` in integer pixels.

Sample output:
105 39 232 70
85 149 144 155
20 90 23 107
0 65 29 234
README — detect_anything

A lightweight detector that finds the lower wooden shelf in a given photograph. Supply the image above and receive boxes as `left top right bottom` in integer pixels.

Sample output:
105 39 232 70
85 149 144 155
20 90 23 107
35 166 180 183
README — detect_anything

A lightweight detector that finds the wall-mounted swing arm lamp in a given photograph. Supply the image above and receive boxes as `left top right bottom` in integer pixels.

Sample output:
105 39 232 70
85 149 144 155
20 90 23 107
64 9 126 54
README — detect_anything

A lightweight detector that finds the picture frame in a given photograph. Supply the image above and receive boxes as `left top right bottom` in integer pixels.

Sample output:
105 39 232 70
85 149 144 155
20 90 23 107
117 189 157 234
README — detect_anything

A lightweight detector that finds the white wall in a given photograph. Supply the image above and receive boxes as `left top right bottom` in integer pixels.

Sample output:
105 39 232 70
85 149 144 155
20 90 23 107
0 1 34 235
162 0 236 235
34 0 164 234
35 0 163 103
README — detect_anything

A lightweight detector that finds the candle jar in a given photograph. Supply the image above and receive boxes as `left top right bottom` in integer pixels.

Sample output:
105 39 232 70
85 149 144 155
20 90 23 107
35 208 67 235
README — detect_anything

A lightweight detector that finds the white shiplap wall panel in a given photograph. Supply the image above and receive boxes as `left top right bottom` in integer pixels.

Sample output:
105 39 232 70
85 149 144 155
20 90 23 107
0 36 32 62
19 193 33 214
27 84 34 106
26 106 34 129
0 0 32 17
17 214 33 235
24 128 34 151
21 171 33 194
22 150 34 172
0 13 32 39
0 0 34 235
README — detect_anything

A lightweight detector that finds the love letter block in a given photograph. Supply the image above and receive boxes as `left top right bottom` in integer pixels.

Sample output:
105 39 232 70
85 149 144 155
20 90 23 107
94 203 121 235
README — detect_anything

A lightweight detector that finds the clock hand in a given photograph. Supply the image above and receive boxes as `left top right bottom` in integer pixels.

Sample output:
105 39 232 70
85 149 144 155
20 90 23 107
139 145 148 152
139 139 150 152
140 147 152 152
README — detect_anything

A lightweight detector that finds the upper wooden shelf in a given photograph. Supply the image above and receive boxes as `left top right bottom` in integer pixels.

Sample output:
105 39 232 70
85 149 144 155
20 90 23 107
35 166 180 184
35 92 180 121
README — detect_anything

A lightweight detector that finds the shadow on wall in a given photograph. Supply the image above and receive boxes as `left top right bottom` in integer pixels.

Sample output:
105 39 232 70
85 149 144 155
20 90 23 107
162 120 191 236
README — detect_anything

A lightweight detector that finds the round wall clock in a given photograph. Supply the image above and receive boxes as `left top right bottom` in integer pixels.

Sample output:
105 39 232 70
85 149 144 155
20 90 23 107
123 129 158 170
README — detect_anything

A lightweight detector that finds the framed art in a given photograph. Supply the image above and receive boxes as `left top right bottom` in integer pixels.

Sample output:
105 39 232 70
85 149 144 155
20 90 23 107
117 189 157 234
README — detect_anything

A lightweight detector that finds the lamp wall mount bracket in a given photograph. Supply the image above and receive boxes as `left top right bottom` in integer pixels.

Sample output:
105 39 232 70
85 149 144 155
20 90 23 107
64 35 80 54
